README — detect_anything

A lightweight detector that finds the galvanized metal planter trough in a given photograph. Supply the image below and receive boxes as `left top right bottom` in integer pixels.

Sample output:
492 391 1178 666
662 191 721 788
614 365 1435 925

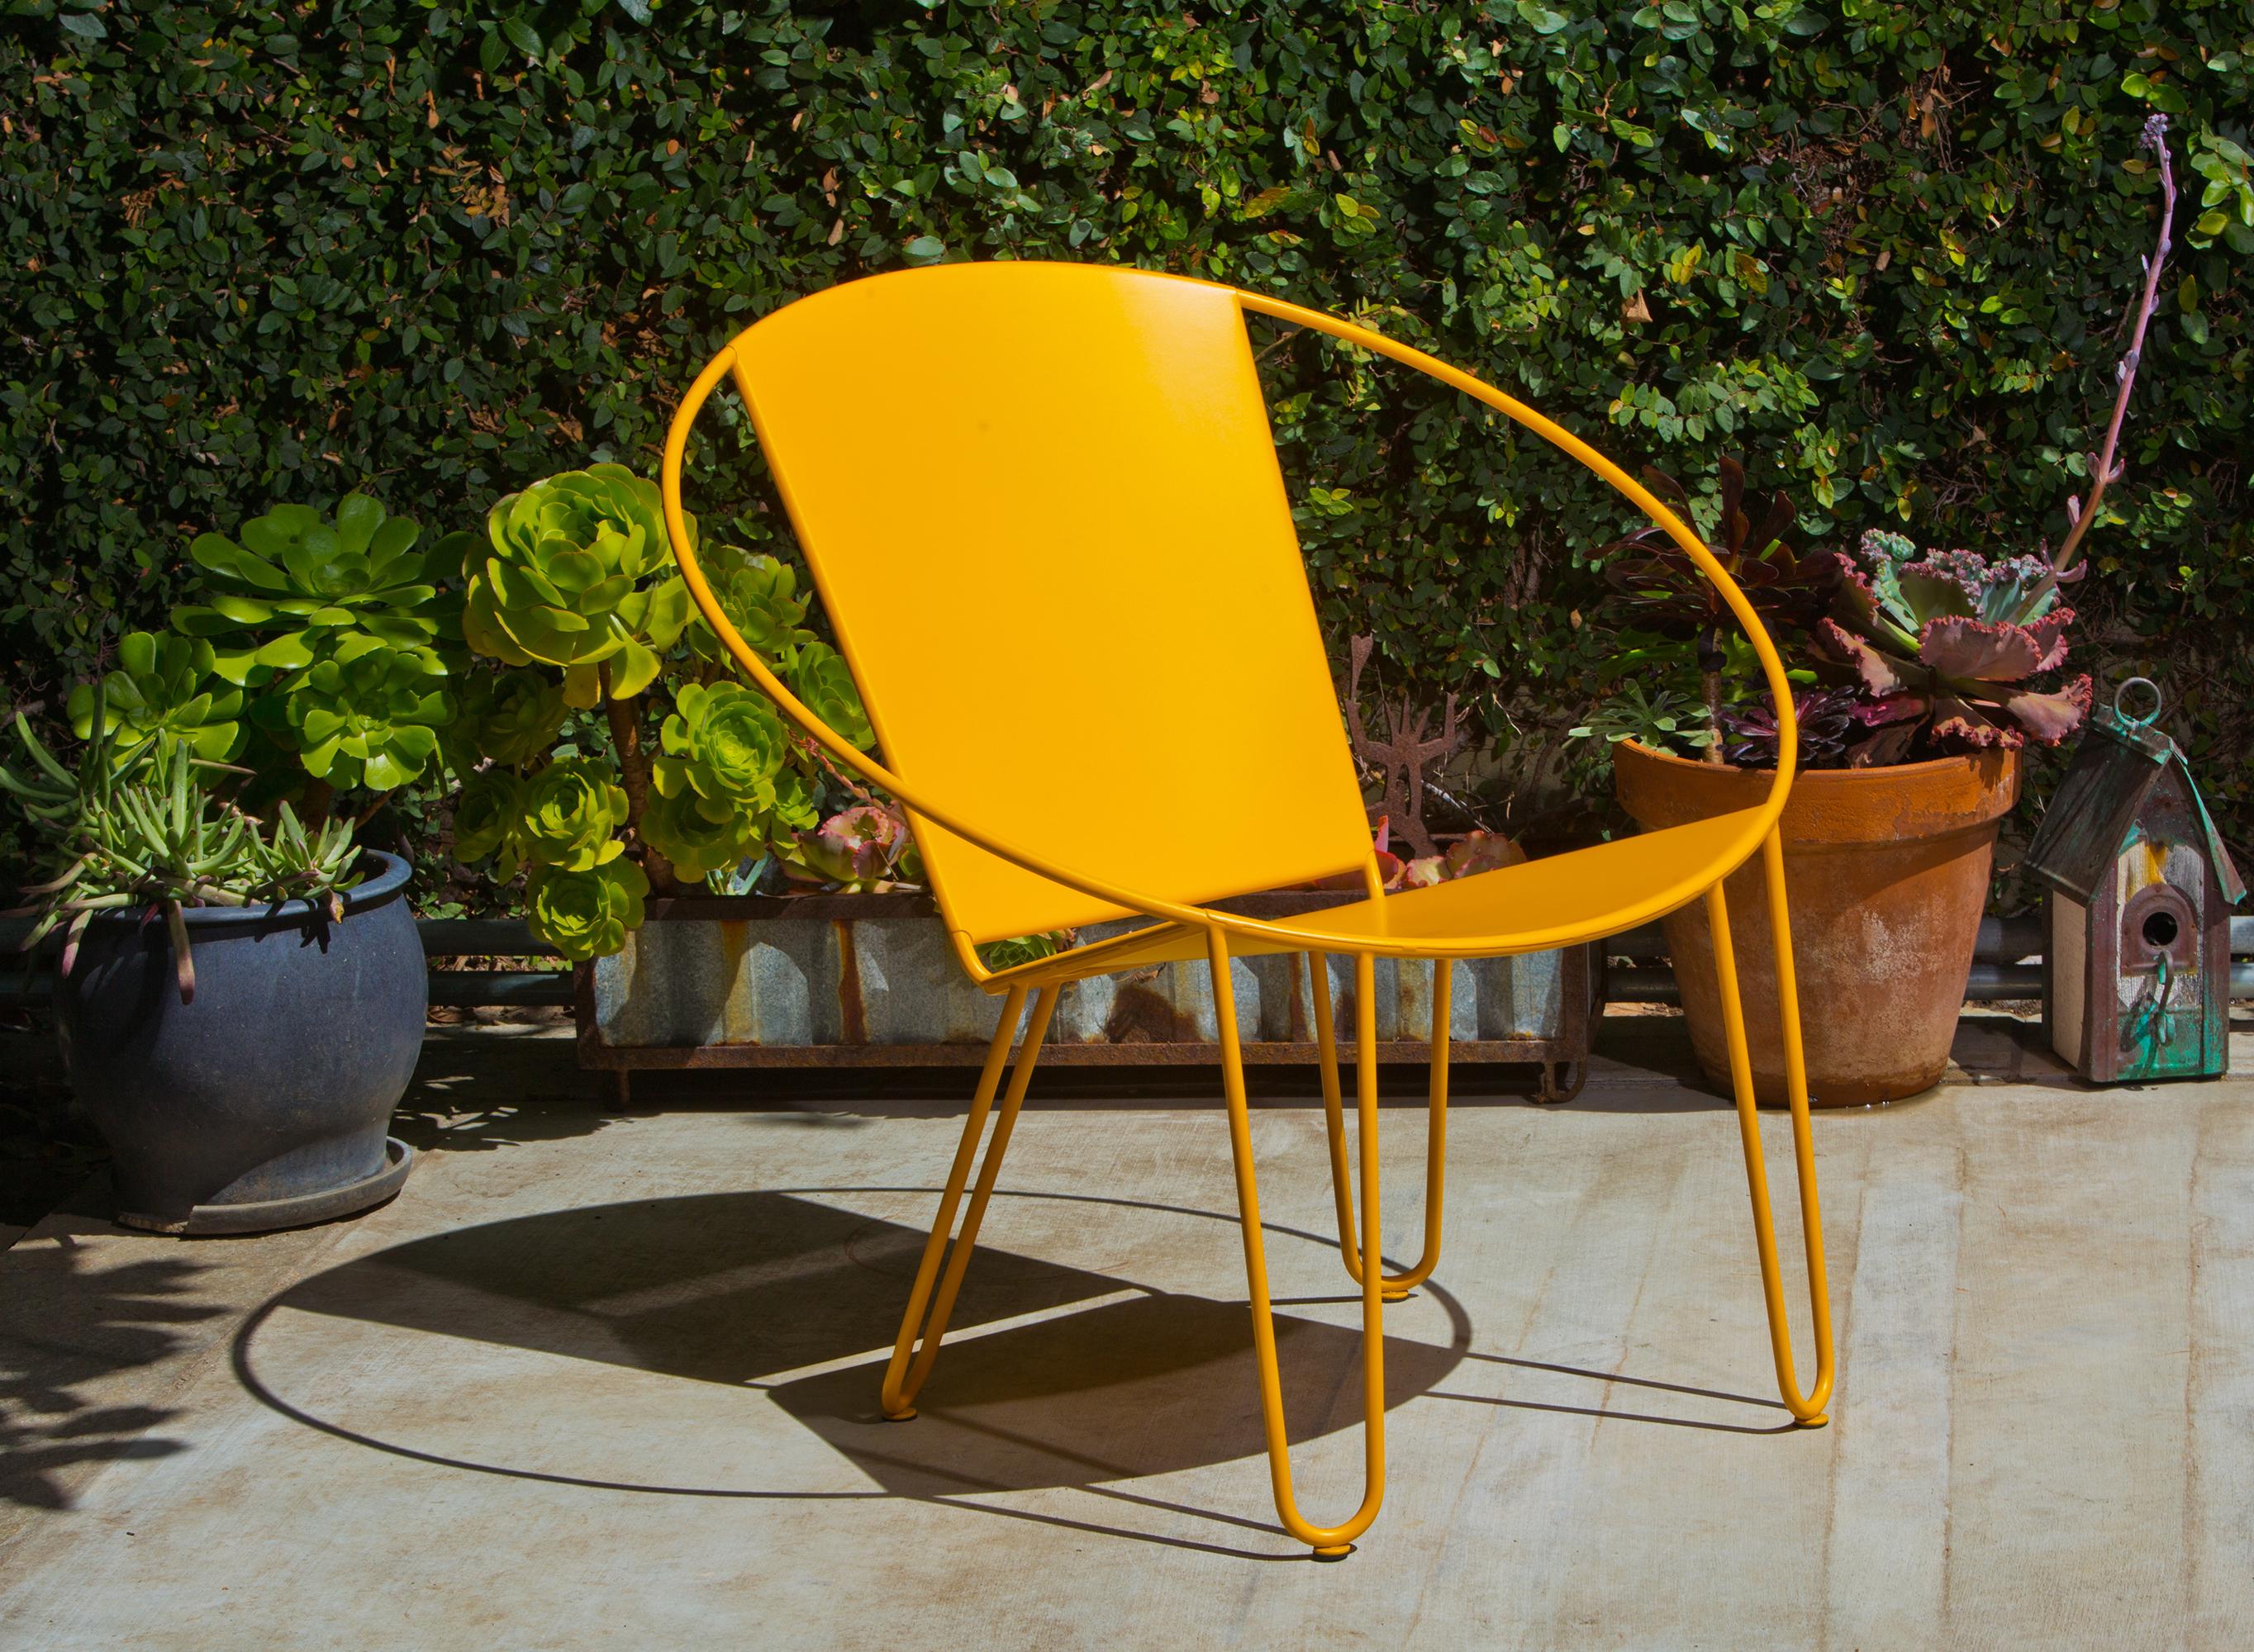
577 892 1597 1099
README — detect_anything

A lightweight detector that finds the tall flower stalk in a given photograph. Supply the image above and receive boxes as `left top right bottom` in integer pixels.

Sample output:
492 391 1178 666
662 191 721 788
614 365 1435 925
2053 115 2179 576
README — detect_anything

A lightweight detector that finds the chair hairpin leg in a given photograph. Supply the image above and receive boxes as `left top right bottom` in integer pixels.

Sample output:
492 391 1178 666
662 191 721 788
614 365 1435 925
880 983 1060 1421
1705 829 1837 1427
1310 952 1450 1301
1217 933 1386 1556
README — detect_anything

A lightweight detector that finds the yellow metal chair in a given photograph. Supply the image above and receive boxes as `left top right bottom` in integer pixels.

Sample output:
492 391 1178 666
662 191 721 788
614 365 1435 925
660 262 1832 1556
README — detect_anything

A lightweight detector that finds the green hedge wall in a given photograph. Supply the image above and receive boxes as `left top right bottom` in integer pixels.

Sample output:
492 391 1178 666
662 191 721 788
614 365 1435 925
3 0 2251 860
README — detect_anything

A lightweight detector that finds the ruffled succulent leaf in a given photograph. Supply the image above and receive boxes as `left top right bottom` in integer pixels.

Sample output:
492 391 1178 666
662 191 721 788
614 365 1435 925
1852 530 1921 631
2000 675 2094 743
1817 619 1916 696
1854 694 1929 728
1895 564 1977 627
526 857 649 962
1929 695 2014 748
1916 615 2044 683
2024 610 2074 673
1968 553 2061 625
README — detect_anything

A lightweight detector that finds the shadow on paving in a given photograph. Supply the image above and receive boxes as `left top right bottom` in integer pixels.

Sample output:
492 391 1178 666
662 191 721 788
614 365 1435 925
388 1026 610 1155
0 1229 221 1513
234 1189 1472 1551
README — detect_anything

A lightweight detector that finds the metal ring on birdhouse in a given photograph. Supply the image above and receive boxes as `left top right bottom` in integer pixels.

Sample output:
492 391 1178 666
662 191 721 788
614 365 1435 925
2113 676 2162 726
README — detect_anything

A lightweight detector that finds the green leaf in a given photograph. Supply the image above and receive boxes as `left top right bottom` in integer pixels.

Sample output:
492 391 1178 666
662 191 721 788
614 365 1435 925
254 633 318 670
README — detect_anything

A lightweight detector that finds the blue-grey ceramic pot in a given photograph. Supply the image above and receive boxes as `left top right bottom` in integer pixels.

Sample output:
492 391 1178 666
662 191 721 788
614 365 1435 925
56 851 426 1233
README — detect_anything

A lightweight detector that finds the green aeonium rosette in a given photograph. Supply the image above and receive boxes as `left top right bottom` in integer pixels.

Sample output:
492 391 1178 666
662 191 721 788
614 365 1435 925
686 544 814 665
787 642 873 751
517 756 629 871
451 768 525 869
526 858 649 962
638 786 759 883
284 646 451 791
452 668 568 771
654 681 791 811
464 464 693 707
67 631 245 765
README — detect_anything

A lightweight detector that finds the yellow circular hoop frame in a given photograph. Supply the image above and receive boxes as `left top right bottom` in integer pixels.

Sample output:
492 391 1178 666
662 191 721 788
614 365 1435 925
659 273 1798 965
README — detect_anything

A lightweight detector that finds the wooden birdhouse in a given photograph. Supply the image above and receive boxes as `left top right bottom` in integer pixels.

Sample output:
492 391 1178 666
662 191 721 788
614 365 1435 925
2025 679 2246 1084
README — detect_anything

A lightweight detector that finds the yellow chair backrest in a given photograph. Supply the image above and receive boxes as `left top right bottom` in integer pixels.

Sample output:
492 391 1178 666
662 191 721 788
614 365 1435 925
726 263 1370 944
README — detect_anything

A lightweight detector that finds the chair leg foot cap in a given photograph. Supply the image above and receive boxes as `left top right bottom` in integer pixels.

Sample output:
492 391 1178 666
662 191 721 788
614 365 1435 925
1310 1545 1354 1561
1794 1412 1828 1429
882 1407 918 1422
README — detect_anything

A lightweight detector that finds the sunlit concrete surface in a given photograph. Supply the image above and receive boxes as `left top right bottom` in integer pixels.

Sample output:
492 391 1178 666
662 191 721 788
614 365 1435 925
3 1011 2252 1650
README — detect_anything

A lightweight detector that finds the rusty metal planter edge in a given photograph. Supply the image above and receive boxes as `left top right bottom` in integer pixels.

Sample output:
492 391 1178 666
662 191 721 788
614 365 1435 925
573 890 1597 1098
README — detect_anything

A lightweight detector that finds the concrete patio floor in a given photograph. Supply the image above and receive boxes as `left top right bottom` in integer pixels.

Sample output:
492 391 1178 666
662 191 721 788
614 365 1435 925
2 1010 2252 1650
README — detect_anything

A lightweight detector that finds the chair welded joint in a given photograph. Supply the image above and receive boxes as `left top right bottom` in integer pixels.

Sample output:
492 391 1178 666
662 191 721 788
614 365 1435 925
660 264 1833 1557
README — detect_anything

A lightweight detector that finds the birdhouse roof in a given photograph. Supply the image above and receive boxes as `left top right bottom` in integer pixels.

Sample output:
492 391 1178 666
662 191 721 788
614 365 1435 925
2023 702 2247 908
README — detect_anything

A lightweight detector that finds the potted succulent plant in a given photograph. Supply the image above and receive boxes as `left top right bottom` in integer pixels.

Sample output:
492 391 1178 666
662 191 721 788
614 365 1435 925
1600 521 2071 1105
2 717 423 1234
1581 121 2178 1105
0 490 462 1231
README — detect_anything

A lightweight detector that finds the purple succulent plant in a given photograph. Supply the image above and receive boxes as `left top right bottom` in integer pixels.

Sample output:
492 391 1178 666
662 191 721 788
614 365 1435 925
1718 687 1868 769
1815 530 2091 757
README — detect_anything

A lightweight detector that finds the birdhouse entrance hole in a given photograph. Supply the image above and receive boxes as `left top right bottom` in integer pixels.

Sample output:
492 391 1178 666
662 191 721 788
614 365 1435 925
2120 880 2198 975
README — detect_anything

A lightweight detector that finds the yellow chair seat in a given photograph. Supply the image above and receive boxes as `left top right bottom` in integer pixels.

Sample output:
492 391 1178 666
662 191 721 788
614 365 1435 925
984 807 1771 989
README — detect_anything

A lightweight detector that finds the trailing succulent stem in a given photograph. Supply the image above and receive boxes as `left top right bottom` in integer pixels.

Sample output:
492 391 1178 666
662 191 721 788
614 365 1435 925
598 659 671 893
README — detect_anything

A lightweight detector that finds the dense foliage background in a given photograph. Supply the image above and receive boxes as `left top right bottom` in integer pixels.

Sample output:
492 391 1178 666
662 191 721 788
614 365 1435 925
3 0 2250 887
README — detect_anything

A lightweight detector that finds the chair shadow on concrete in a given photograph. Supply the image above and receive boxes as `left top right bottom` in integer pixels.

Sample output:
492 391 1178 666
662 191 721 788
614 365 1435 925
230 1187 1786 1556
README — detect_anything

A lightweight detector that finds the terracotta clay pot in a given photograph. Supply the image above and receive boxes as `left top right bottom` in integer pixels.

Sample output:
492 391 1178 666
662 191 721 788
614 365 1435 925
1614 741 2019 1107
